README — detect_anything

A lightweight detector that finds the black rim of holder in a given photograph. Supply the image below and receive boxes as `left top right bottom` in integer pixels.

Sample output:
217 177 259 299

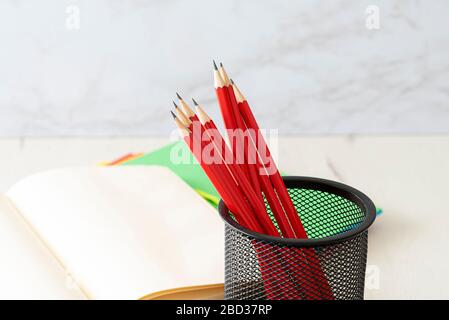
218 176 376 247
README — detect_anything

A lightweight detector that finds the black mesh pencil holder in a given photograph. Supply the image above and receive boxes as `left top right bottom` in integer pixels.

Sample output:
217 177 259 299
219 176 377 300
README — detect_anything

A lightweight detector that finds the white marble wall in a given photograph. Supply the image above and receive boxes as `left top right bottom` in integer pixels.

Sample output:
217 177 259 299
0 0 448 136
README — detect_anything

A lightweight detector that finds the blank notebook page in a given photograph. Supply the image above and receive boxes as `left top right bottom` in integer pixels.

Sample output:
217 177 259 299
0 195 85 299
7 166 224 299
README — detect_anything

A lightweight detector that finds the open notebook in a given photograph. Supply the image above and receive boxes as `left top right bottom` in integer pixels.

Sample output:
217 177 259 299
0 166 224 299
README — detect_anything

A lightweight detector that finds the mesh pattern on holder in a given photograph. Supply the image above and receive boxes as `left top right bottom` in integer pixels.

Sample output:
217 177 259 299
220 177 376 300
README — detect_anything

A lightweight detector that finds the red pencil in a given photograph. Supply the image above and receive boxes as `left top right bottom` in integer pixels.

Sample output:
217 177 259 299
173 115 261 232
214 63 248 171
213 67 264 218
173 105 269 232
177 93 198 122
173 101 192 127
194 101 278 236
232 80 308 238
212 70 295 237
231 81 334 299
218 63 264 207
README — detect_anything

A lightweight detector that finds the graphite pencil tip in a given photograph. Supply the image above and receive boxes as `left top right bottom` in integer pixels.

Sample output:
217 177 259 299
170 110 177 119
191 98 199 106
230 78 234 85
220 62 224 67
172 101 178 108
176 92 182 100
213 60 218 70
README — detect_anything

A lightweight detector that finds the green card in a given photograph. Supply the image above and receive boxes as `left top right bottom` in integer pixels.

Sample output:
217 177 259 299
123 141 220 207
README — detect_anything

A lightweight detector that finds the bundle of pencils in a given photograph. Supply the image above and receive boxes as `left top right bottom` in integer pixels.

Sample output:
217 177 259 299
170 62 333 300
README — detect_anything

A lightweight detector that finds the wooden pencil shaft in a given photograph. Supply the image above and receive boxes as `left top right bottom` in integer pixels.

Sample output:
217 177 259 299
233 108 296 237
258 174 296 238
218 96 294 238
192 124 272 234
234 119 295 237
226 85 246 130
205 157 264 232
216 87 238 130
215 86 254 186
176 119 238 217
184 134 262 232
225 85 264 204
184 117 238 192
201 118 278 236
200 113 248 186
238 101 308 238
194 95 291 238
186 121 264 231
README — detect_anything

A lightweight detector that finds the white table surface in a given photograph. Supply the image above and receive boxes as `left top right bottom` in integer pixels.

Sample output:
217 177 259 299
1 135 448 299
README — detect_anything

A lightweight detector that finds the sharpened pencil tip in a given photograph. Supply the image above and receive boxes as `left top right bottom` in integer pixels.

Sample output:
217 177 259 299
213 60 218 70
170 111 177 119
192 98 199 106
176 92 183 100
172 101 178 108
220 62 224 68
230 78 234 85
